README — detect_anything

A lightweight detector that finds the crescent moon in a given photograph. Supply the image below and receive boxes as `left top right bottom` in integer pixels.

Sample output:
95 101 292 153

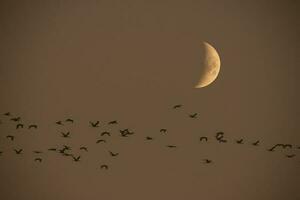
195 42 221 88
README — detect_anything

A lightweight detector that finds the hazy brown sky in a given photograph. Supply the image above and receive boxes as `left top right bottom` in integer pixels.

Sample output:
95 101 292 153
0 1 299 200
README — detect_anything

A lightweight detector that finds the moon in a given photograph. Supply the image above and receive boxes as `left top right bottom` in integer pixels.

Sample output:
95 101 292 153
194 42 221 88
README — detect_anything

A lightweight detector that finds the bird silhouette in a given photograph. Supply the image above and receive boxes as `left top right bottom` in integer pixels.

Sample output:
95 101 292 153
62 145 71 150
79 147 88 152
200 137 208 142
72 155 81 162
146 136 153 140
61 131 70 138
215 132 225 140
48 148 57 151
203 159 212 164
236 139 244 144
11 117 21 122
160 129 167 133
267 145 278 152
33 151 43 154
4 112 11 116
252 140 260 146
108 120 118 125
28 124 38 129
96 139 106 144
14 149 23 154
109 151 119 157
189 113 198 118
285 154 296 158
0 151 3 156
65 118 74 123
56 121 63 125
63 153 73 157
166 145 177 148
100 164 108 170
6 135 14 141
173 104 182 109
90 121 100 127
34 158 42 162
101 131 111 136
16 123 24 129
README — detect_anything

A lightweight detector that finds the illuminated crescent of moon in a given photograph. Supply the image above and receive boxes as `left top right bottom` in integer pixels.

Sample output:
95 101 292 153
195 42 221 88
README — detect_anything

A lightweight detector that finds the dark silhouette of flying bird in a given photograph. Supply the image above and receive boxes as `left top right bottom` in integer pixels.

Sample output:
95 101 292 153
28 124 38 129
4 112 11 116
65 118 74 123
109 151 119 157
16 123 24 129
63 153 73 157
215 132 224 140
100 164 108 170
0 151 2 156
6 135 14 141
79 147 88 152
34 158 42 162
166 145 177 148
62 145 71 150
267 145 278 152
236 139 244 144
252 140 260 146
61 131 70 138
200 137 208 142
285 154 296 158
101 131 111 136
146 136 153 140
33 151 43 154
48 148 57 151
90 121 100 127
173 104 182 109
189 113 198 118
160 129 167 133
56 121 63 125
203 159 212 164
14 149 23 154
72 155 81 162
108 120 118 125
96 139 106 144
10 117 21 122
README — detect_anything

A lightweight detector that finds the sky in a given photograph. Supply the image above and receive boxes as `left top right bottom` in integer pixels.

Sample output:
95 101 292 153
0 1 299 200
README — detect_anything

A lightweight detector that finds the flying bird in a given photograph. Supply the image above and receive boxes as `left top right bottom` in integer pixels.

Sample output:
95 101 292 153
56 121 63 125
34 158 42 162
6 135 14 141
28 124 38 129
90 121 100 127
215 132 225 140
61 131 70 138
252 140 260 146
109 151 119 157
173 104 182 109
65 118 74 123
108 120 118 125
4 112 11 116
96 139 106 144
236 139 244 144
189 113 198 118
48 148 57 151
10 117 21 122
79 147 88 152
16 123 24 129
100 164 108 170
203 159 212 164
166 145 177 148
160 129 167 133
285 154 296 158
146 136 153 140
33 151 43 154
101 131 111 136
200 137 208 142
72 155 81 162
14 149 23 154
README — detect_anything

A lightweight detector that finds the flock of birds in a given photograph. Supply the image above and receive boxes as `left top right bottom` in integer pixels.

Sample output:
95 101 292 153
0 104 299 170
